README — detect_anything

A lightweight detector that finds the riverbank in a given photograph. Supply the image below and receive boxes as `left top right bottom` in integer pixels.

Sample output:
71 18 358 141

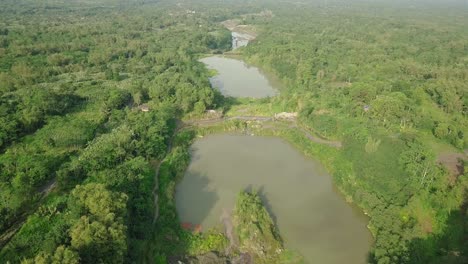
145 112 374 263
146 127 308 264
202 24 468 261
156 50 374 263
151 12 468 262
205 11 466 261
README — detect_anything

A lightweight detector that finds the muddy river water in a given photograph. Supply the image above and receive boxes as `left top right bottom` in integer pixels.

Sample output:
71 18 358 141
199 56 278 98
176 135 373 264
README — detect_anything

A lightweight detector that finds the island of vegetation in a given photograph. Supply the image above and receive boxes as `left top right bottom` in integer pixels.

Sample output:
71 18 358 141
171 191 301 264
0 0 466 264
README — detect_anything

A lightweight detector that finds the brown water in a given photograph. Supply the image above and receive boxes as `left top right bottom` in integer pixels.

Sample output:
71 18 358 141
175 134 373 264
200 56 278 98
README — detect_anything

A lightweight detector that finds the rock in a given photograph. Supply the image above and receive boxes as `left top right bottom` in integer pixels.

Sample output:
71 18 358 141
169 252 229 264
231 253 253 264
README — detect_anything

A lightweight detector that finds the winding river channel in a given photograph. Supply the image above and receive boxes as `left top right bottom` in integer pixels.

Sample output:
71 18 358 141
175 56 373 263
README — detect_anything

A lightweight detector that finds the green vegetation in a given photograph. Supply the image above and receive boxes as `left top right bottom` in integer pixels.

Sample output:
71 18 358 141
234 191 298 264
146 129 228 262
0 0 230 263
0 0 467 264
238 2 468 263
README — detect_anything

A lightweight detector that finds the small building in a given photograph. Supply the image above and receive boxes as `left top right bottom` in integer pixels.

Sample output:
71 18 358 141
205 109 222 118
139 104 150 112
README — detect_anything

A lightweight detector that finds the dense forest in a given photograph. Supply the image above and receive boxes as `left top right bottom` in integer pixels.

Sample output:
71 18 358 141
242 2 468 263
0 0 232 262
0 0 467 264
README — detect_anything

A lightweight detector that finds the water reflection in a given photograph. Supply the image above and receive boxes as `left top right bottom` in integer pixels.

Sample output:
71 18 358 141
175 134 373 264
200 56 278 98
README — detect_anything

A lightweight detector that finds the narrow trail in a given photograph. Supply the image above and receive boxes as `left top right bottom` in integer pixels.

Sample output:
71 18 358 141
38 179 57 195
184 116 272 126
151 160 162 225
0 179 57 249
151 128 178 224
184 115 342 148
220 208 253 264
296 124 342 148
220 208 238 254
144 131 179 263
0 217 26 250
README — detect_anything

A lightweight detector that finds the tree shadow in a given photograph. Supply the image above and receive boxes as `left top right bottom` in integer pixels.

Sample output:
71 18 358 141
187 145 202 163
406 205 467 264
218 95 242 114
365 200 468 264
176 171 219 228
149 164 220 262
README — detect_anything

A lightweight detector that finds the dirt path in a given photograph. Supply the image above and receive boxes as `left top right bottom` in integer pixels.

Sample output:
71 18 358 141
151 160 162 224
220 208 238 254
0 216 26 249
184 116 272 126
38 179 57 195
296 124 342 148
151 128 180 224
219 208 253 264
184 116 342 148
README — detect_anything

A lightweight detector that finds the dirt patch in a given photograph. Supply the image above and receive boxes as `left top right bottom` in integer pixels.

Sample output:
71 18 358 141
231 25 257 38
437 151 467 183
221 19 257 38
221 19 241 31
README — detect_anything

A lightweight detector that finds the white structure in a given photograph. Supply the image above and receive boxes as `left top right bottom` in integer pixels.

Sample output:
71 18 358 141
274 112 298 120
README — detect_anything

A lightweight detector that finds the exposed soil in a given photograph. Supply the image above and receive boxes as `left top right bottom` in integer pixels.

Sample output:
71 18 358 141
221 20 257 39
220 208 238 254
437 151 467 183
221 19 241 31
38 178 56 195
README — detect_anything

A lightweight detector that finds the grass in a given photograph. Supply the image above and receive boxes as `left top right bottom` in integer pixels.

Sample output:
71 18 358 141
224 97 279 117
234 191 283 263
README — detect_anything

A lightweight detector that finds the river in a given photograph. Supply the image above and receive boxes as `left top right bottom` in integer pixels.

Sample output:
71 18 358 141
199 56 278 98
176 135 373 264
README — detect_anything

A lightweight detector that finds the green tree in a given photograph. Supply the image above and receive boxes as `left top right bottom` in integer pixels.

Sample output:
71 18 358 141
69 183 128 263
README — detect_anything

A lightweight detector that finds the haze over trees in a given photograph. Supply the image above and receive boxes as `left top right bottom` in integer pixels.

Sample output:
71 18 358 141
0 0 467 264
